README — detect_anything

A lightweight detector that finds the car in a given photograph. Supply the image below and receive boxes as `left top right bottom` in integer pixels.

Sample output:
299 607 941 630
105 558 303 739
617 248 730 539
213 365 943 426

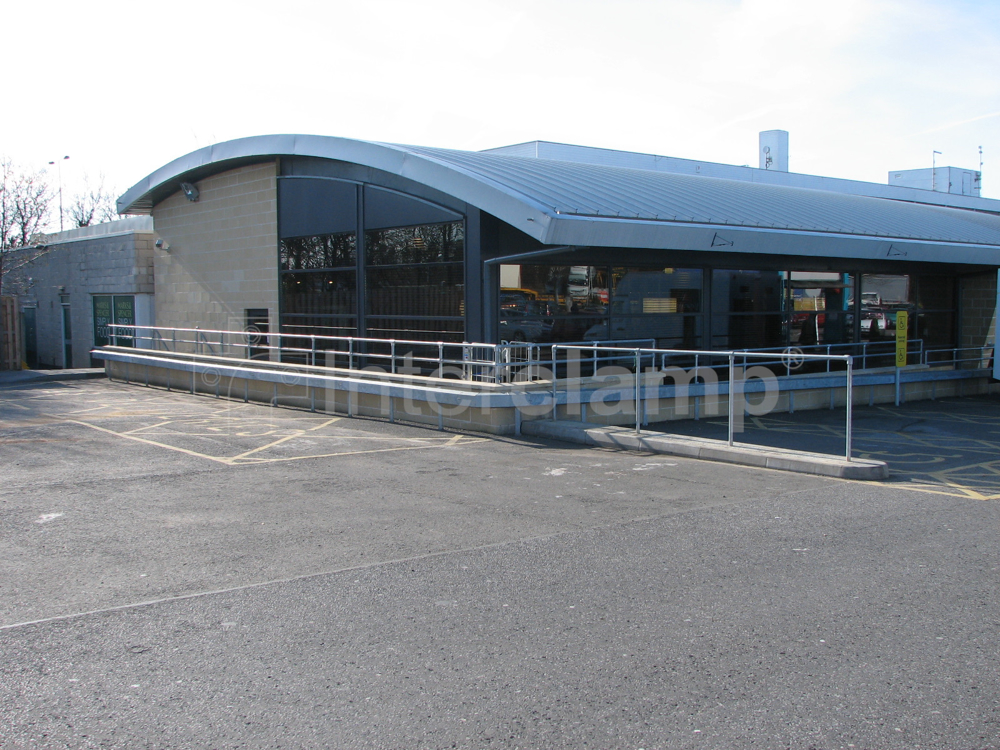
499 299 555 343
861 309 886 333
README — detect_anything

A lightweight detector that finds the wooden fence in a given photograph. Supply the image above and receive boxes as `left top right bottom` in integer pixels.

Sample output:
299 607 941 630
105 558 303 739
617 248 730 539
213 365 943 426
1 296 20 370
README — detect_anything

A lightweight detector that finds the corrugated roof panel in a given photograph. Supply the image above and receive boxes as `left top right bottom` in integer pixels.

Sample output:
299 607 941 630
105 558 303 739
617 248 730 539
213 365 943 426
117 136 1000 254
405 145 1000 246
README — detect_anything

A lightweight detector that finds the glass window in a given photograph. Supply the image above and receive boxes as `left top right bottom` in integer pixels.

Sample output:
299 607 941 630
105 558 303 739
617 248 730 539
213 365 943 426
607 267 703 347
499 264 610 344
280 232 356 271
786 273 854 346
366 265 464 318
711 270 785 349
282 271 357 316
364 220 465 341
366 222 464 266
861 273 957 351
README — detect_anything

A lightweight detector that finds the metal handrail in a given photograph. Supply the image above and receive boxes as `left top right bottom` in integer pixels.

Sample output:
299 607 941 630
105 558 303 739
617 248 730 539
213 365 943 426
551 344 855 461
922 344 994 368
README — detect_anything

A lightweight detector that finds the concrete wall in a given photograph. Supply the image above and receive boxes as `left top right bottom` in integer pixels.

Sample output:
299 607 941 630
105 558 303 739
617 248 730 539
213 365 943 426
151 162 278 335
2 219 155 369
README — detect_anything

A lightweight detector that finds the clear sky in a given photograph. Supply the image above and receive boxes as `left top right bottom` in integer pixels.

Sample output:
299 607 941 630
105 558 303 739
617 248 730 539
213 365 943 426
3 0 999 212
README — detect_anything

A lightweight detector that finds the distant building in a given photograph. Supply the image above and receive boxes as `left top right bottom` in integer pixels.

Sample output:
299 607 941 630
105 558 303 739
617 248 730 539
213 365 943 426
2 217 155 368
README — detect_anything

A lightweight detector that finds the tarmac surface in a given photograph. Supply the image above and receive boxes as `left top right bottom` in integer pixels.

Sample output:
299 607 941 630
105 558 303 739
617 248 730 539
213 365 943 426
1 377 999 749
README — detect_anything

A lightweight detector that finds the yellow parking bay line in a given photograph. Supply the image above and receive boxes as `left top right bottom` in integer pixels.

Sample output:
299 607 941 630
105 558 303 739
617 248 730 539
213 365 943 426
230 417 342 460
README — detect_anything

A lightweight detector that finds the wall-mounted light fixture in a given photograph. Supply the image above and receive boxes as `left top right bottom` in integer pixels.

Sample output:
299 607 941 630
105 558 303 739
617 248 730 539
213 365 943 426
180 182 200 202
154 238 171 252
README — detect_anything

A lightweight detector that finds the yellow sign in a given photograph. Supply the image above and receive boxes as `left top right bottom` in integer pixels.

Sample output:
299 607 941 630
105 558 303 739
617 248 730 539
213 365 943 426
895 310 909 367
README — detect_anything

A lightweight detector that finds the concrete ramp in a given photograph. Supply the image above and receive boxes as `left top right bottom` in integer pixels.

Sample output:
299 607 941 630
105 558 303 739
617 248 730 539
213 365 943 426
522 420 889 480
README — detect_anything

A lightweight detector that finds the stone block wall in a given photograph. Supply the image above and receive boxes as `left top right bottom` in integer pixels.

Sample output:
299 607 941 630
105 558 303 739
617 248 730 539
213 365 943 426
959 271 997 366
151 162 278 335
2 219 156 369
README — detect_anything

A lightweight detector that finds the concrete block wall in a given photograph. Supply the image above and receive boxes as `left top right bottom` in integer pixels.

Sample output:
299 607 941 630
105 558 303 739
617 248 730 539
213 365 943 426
3 224 156 369
959 271 997 364
151 162 278 336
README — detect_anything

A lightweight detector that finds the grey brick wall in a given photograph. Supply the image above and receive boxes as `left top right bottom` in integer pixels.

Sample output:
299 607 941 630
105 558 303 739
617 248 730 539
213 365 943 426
959 272 997 353
151 162 278 334
2 223 156 369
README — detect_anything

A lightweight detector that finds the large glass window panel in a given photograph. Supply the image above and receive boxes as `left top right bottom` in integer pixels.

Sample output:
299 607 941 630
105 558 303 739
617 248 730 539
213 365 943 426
711 313 785 350
611 268 702 313
281 271 357 316
712 270 783 314
503 264 610 314
365 222 464 266
366 264 464 318
498 264 611 344
280 232 357 271
785 274 853 346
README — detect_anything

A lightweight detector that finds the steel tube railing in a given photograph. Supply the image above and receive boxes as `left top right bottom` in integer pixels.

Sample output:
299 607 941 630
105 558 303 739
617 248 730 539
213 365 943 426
552 344 855 460
102 326 989 457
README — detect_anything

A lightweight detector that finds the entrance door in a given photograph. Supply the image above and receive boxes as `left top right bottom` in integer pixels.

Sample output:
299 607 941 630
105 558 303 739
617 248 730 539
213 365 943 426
23 306 37 369
60 295 72 369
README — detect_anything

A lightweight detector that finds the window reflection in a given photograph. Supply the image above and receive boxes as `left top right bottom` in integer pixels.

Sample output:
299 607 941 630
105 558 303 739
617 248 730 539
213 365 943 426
280 232 356 271
365 220 465 341
281 271 356 315
366 223 463 265
367 265 464 318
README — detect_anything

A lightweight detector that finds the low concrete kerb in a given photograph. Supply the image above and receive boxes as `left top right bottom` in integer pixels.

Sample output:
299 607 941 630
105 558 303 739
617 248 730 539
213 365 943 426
0 369 106 387
522 420 889 480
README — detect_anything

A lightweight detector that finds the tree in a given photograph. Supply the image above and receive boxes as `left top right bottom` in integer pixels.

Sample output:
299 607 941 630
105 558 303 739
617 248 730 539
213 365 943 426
1 158 53 368
1 157 53 298
68 174 120 227
1 158 52 251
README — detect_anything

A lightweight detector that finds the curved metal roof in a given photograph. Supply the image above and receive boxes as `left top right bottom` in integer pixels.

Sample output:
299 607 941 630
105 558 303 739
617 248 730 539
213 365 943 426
119 135 1000 265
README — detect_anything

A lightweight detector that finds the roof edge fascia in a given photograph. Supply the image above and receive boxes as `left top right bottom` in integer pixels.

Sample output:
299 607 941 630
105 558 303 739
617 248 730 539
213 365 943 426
117 135 556 243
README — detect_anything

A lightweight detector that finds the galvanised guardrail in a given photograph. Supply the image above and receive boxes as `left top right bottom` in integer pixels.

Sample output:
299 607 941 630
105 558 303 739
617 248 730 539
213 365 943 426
551 344 855 460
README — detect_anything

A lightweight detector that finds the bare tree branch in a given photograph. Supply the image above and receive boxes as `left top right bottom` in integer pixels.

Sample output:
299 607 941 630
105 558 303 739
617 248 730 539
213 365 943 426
1 159 51 249
68 173 120 227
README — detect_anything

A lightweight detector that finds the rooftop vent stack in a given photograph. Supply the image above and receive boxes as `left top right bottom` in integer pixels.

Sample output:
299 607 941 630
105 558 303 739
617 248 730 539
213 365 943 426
759 130 789 172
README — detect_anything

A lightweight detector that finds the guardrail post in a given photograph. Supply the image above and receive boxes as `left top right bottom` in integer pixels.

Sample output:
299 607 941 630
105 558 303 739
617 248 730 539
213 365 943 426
551 345 559 421
494 343 502 384
846 356 853 461
635 349 641 436
311 336 316 367
728 352 736 446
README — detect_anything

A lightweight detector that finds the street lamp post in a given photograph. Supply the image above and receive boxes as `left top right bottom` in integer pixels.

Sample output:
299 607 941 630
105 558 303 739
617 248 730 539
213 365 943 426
48 155 70 232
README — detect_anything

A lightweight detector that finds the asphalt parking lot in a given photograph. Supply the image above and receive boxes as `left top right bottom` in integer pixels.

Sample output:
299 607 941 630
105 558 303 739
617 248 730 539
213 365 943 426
1 379 999 749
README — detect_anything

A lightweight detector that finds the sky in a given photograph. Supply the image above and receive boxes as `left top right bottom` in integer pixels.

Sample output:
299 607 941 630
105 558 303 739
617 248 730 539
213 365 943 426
3 0 999 219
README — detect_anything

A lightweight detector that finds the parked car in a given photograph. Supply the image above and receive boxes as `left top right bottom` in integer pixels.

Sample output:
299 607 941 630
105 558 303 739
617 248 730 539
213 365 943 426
499 299 555 342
